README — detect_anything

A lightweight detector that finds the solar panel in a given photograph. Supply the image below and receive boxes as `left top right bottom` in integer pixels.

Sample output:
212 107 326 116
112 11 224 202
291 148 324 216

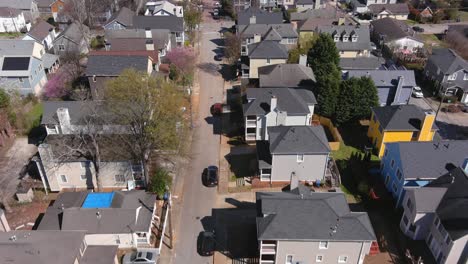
2 57 30 71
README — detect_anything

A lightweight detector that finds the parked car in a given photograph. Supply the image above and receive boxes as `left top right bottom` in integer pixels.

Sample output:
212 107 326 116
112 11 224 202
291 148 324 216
413 26 424 33
214 54 223 61
213 8 219 19
123 249 158 264
197 231 216 256
412 86 423 98
202 166 219 187
210 103 223 115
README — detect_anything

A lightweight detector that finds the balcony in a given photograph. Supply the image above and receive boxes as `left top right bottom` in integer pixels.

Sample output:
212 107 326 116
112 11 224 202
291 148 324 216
246 120 257 127
261 243 276 254
246 133 256 141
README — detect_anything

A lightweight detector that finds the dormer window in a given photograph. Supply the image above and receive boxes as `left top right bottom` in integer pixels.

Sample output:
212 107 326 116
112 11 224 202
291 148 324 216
352 35 358 42
343 34 349 42
448 73 457 81
333 34 339 42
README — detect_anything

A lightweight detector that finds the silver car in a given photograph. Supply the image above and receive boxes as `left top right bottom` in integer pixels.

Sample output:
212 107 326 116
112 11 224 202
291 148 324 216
122 249 158 264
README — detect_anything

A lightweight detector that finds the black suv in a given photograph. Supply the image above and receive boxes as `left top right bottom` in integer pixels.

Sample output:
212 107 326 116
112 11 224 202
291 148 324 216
202 166 219 187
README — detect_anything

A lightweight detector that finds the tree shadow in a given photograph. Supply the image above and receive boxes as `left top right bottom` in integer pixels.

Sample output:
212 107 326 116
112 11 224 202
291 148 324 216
435 120 468 140
197 62 221 76
218 64 237 82
224 146 257 178
27 125 46 145
204 116 222 135
210 38 224 46
338 121 373 150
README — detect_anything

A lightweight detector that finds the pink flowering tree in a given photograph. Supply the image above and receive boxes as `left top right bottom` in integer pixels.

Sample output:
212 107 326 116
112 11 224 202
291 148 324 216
166 47 196 85
43 71 71 99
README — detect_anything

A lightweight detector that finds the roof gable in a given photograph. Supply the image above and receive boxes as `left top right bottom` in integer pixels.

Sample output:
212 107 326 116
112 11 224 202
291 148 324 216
268 125 330 154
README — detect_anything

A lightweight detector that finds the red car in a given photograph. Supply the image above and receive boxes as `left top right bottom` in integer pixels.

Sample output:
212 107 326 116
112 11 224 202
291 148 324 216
210 103 223 116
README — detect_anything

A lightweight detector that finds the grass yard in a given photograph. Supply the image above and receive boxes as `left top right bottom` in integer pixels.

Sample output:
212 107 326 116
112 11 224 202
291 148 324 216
0 32 24 39
459 11 468 21
23 102 44 135
420 34 446 48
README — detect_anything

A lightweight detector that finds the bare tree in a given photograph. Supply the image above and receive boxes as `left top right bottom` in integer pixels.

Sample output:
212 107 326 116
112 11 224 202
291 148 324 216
445 30 468 60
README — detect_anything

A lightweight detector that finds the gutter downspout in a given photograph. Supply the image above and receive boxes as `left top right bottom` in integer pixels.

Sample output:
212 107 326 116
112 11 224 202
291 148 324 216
32 156 49 195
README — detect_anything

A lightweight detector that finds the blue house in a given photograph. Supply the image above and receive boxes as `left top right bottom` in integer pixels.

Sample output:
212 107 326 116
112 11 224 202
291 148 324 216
0 40 48 95
380 140 468 207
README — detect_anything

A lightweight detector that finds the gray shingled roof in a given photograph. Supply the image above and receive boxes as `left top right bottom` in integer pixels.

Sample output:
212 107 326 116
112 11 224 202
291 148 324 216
248 40 288 59
370 17 422 43
0 0 34 10
243 87 316 116
237 7 283 25
298 17 336 31
0 7 22 17
0 40 35 56
368 3 409 15
81 246 119 264
339 56 384 70
386 140 468 180
258 64 316 87
318 25 372 51
256 191 376 241
290 7 337 21
85 55 149 76
0 231 85 264
426 48 468 75
105 7 134 27
105 29 170 50
268 126 330 154
346 70 416 87
54 22 89 44
371 104 433 131
239 24 297 39
35 0 55 8
38 191 156 234
424 167 468 241
132 15 184 31
407 187 447 213
42 100 118 126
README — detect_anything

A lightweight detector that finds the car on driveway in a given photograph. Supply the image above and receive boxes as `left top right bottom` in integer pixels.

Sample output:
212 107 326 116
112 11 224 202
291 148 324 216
214 54 223 61
413 26 424 33
412 86 423 98
202 166 219 187
123 249 158 264
197 231 216 256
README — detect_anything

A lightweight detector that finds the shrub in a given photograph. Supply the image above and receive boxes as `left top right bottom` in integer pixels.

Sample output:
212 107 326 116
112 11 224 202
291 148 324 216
90 36 105 49
0 89 10 108
149 168 173 198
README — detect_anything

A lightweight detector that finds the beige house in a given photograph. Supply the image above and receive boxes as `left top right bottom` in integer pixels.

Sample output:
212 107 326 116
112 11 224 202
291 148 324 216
242 40 288 79
317 25 372 58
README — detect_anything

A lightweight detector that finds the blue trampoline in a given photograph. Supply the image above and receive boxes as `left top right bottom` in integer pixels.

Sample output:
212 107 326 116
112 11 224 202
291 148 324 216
82 192 115 208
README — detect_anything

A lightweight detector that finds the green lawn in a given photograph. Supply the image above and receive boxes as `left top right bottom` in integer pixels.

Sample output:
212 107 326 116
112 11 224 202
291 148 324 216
25 103 43 133
405 19 418 25
420 34 446 48
0 32 24 38
459 11 468 21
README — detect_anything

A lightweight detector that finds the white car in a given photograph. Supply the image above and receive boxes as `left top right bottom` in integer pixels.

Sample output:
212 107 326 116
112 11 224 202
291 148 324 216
412 86 423 98
123 249 158 264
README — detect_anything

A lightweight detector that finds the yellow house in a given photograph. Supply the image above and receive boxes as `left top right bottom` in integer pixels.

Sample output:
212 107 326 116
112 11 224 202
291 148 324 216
368 105 437 157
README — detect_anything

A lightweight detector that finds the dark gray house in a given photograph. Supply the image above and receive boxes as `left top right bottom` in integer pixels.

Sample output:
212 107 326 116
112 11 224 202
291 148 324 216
258 64 315 87
131 16 185 46
424 48 468 104
256 189 376 264
257 125 330 182
237 7 283 27
103 7 134 30
345 69 416 106
52 22 90 56
85 54 153 99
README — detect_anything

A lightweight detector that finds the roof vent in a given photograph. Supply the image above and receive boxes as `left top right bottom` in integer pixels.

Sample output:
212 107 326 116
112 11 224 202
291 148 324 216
96 211 101 220
9 235 17 241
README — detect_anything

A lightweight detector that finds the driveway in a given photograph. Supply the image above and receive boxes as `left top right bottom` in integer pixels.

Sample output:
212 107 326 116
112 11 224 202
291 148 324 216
411 21 468 34
170 2 234 264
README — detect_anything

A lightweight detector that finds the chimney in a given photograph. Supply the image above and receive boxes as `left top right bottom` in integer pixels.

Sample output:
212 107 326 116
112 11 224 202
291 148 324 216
145 39 155 51
173 7 176 15
105 41 111 51
270 95 277 111
299 54 307 66
26 21 31 31
145 27 152 38
314 0 320 9
0 209 11 232
250 15 256 24
417 110 435 141
392 76 404 104
253 33 261 43
290 172 299 190
57 108 71 134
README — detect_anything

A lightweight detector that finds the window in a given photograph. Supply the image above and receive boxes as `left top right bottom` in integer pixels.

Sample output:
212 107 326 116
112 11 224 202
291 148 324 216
316 255 323 262
448 73 457 80
338 256 348 263
115 175 125 183
390 159 395 168
434 217 440 228
297 154 304 163
396 169 402 181
80 161 89 168
352 35 357 42
403 215 409 225
60 174 68 183
392 182 398 193
18 77 24 83
437 221 444 235
464 73 468 80
319 241 328 249
427 234 433 245
92 75 96 82
380 162 385 172
58 44 65 51
343 36 348 42
385 174 390 186
406 198 412 209
340 51 344 54
384 149 388 157
80 174 87 181
286 255 293 264
445 234 451 245
334 35 339 42
266 58 271 64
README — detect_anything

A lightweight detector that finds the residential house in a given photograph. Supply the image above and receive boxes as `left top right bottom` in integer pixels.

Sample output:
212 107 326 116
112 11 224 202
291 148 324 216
41 101 128 135
419 7 433 19
368 104 436 158
85 54 154 99
237 8 283 28
0 40 47 95
36 0 65 19
242 40 288 79
0 0 39 22
290 7 336 23
105 28 172 56
400 167 468 264
367 4 409 20
23 20 58 51
132 16 185 46
103 7 134 30
370 17 424 54
0 7 27 33
317 25 372 58
239 23 298 54
424 48 468 103
256 188 376 264
145 0 184 17
257 125 330 182
351 0 397 13
344 69 416 106
35 134 145 191
340 56 384 71
295 0 323 12
297 17 336 40
37 191 157 249
53 22 90 56
243 87 316 141
258 63 315 87
0 230 119 264
381 140 468 207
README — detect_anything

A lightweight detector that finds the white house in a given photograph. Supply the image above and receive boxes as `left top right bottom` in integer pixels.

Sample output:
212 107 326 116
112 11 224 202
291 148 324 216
23 20 58 52
145 0 183 17
243 87 316 141
371 17 424 54
0 7 27 33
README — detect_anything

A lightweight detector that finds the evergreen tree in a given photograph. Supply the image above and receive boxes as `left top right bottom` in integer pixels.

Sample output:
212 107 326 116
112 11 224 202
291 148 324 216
335 78 359 125
315 64 341 118
307 33 340 72
354 77 379 119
